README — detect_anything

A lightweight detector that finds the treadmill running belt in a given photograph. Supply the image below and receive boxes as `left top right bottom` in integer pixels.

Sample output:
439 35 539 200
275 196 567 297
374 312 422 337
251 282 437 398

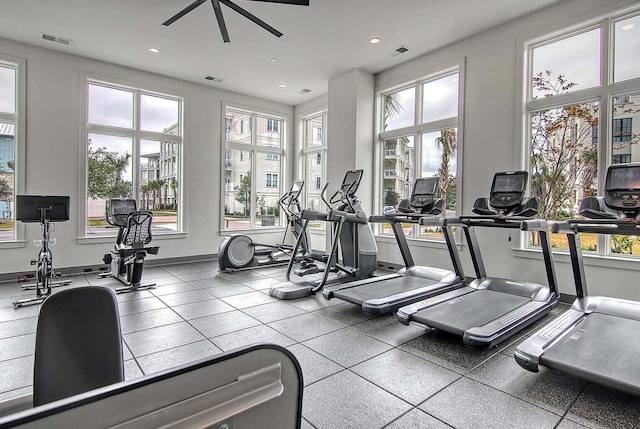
332 276 441 303
540 313 640 394
411 289 530 336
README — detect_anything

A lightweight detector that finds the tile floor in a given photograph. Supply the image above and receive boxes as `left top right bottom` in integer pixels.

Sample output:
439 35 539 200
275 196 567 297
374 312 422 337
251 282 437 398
0 261 639 428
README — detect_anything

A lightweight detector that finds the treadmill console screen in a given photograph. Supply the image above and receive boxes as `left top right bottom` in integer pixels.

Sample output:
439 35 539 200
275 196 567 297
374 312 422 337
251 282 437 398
341 170 363 196
604 163 640 213
411 177 438 208
489 171 528 209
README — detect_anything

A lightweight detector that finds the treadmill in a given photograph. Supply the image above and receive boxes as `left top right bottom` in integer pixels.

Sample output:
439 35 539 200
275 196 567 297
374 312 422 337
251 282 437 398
515 163 640 395
397 171 559 348
322 177 465 315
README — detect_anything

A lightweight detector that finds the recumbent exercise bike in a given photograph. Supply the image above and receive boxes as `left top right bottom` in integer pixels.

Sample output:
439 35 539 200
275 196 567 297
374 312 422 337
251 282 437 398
99 199 159 293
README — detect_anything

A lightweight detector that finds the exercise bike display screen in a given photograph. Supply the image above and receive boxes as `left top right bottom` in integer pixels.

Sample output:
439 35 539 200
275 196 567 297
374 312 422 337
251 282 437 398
110 199 137 216
16 195 70 222
607 164 640 191
492 172 526 193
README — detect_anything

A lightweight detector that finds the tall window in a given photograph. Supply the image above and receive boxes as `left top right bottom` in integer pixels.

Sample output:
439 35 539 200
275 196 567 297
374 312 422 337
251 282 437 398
223 107 285 229
378 70 461 239
84 81 182 237
524 9 640 256
301 112 327 228
0 60 18 242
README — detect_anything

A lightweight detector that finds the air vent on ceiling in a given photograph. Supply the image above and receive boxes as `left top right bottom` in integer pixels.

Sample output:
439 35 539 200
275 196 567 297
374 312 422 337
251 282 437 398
41 33 72 46
387 45 410 57
298 89 312 94
204 76 224 83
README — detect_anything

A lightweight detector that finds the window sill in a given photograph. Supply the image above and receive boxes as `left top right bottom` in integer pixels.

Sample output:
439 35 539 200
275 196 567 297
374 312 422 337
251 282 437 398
220 227 286 236
77 231 187 245
0 240 27 250
375 234 463 250
513 247 640 272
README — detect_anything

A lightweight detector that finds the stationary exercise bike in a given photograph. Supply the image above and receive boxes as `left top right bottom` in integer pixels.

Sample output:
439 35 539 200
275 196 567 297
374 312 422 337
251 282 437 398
218 180 311 272
99 199 159 293
13 195 72 308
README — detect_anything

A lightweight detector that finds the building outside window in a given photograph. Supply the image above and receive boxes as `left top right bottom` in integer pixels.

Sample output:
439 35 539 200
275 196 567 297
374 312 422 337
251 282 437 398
0 61 17 242
223 107 285 229
524 9 640 256
378 70 461 239
84 81 182 237
301 112 327 228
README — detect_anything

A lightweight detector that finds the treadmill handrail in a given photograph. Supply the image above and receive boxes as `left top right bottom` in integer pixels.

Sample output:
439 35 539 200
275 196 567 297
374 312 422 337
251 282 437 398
552 218 640 235
369 213 440 225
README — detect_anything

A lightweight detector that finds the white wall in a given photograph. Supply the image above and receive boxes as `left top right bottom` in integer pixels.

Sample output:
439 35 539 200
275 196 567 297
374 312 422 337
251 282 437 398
373 0 640 301
0 37 293 274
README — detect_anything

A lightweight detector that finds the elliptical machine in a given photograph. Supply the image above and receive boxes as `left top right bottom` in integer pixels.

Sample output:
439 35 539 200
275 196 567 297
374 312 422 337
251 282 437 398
99 199 159 293
218 180 311 272
270 170 378 300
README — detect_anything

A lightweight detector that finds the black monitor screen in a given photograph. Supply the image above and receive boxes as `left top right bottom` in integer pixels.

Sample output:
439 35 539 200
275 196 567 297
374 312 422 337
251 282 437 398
413 177 438 196
289 180 304 197
607 164 640 190
110 199 137 216
492 172 526 193
16 195 70 222
341 170 363 195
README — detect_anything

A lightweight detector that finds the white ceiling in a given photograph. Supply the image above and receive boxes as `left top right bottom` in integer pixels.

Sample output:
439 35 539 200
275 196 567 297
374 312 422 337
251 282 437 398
0 0 565 105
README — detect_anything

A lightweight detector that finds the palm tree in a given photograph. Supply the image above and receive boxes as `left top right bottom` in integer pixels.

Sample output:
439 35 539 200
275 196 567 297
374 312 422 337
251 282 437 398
170 178 178 210
435 128 457 214
140 184 149 209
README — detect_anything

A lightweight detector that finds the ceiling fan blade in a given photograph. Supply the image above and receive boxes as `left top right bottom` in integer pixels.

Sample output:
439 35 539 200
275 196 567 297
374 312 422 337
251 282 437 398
163 0 208 26
246 0 309 5
219 0 283 38
211 0 231 42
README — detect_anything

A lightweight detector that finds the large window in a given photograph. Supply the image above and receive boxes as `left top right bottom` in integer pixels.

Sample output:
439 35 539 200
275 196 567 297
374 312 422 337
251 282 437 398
84 81 182 237
378 70 461 239
0 60 18 243
525 9 640 256
300 112 327 229
223 107 285 229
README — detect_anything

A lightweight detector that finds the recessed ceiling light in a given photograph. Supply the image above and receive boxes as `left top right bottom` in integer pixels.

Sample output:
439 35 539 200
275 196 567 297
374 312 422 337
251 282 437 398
149 47 160 53
271 57 278 62
369 37 381 44
279 83 287 88
621 23 635 31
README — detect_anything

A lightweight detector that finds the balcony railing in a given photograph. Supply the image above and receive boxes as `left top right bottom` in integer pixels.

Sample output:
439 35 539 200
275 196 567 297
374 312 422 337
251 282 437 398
384 150 397 157
384 170 398 177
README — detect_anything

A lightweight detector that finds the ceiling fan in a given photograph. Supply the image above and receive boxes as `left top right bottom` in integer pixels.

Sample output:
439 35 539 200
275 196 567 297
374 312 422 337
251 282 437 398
163 0 309 43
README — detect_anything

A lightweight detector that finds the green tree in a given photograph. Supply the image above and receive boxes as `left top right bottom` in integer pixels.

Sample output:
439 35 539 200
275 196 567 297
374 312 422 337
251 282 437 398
170 178 178 210
87 143 132 199
235 172 251 215
384 189 399 207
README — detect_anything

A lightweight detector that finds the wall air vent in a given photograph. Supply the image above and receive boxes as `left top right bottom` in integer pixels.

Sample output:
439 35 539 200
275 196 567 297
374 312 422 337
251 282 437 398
387 45 410 57
298 89 311 94
41 33 72 46
204 76 224 83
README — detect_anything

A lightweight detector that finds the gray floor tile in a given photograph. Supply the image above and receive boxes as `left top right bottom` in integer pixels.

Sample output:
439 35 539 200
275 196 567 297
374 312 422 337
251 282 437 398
556 419 590 429
139 267 174 280
220 271 268 282
287 295 344 312
0 334 35 361
312 303 375 326
0 317 37 340
157 290 214 307
161 263 201 275
220 291 277 309
124 359 144 380
0 305 40 323
150 282 198 296
123 341 133 360
352 349 459 405
0 283 36 299
420 378 561 429
117 296 167 316
269 313 343 342
399 330 497 374
171 299 234 320
287 344 344 386
177 271 217 282
0 356 33 393
352 314 428 346
242 301 307 323
466 352 586 414
384 409 452 429
242 277 283 290
565 383 640 429
123 322 206 357
301 417 315 429
119 307 183 335
85 276 121 287
211 325 296 351
0 387 32 402
114 289 154 302
136 340 222 375
303 328 392 368
303 371 412 429
150 276 189 287
204 284 255 298
189 310 261 338
188 276 237 288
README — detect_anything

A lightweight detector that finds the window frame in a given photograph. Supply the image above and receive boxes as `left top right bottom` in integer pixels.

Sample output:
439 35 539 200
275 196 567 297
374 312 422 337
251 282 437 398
520 6 640 259
0 55 26 248
299 110 328 231
375 63 465 243
80 77 184 241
